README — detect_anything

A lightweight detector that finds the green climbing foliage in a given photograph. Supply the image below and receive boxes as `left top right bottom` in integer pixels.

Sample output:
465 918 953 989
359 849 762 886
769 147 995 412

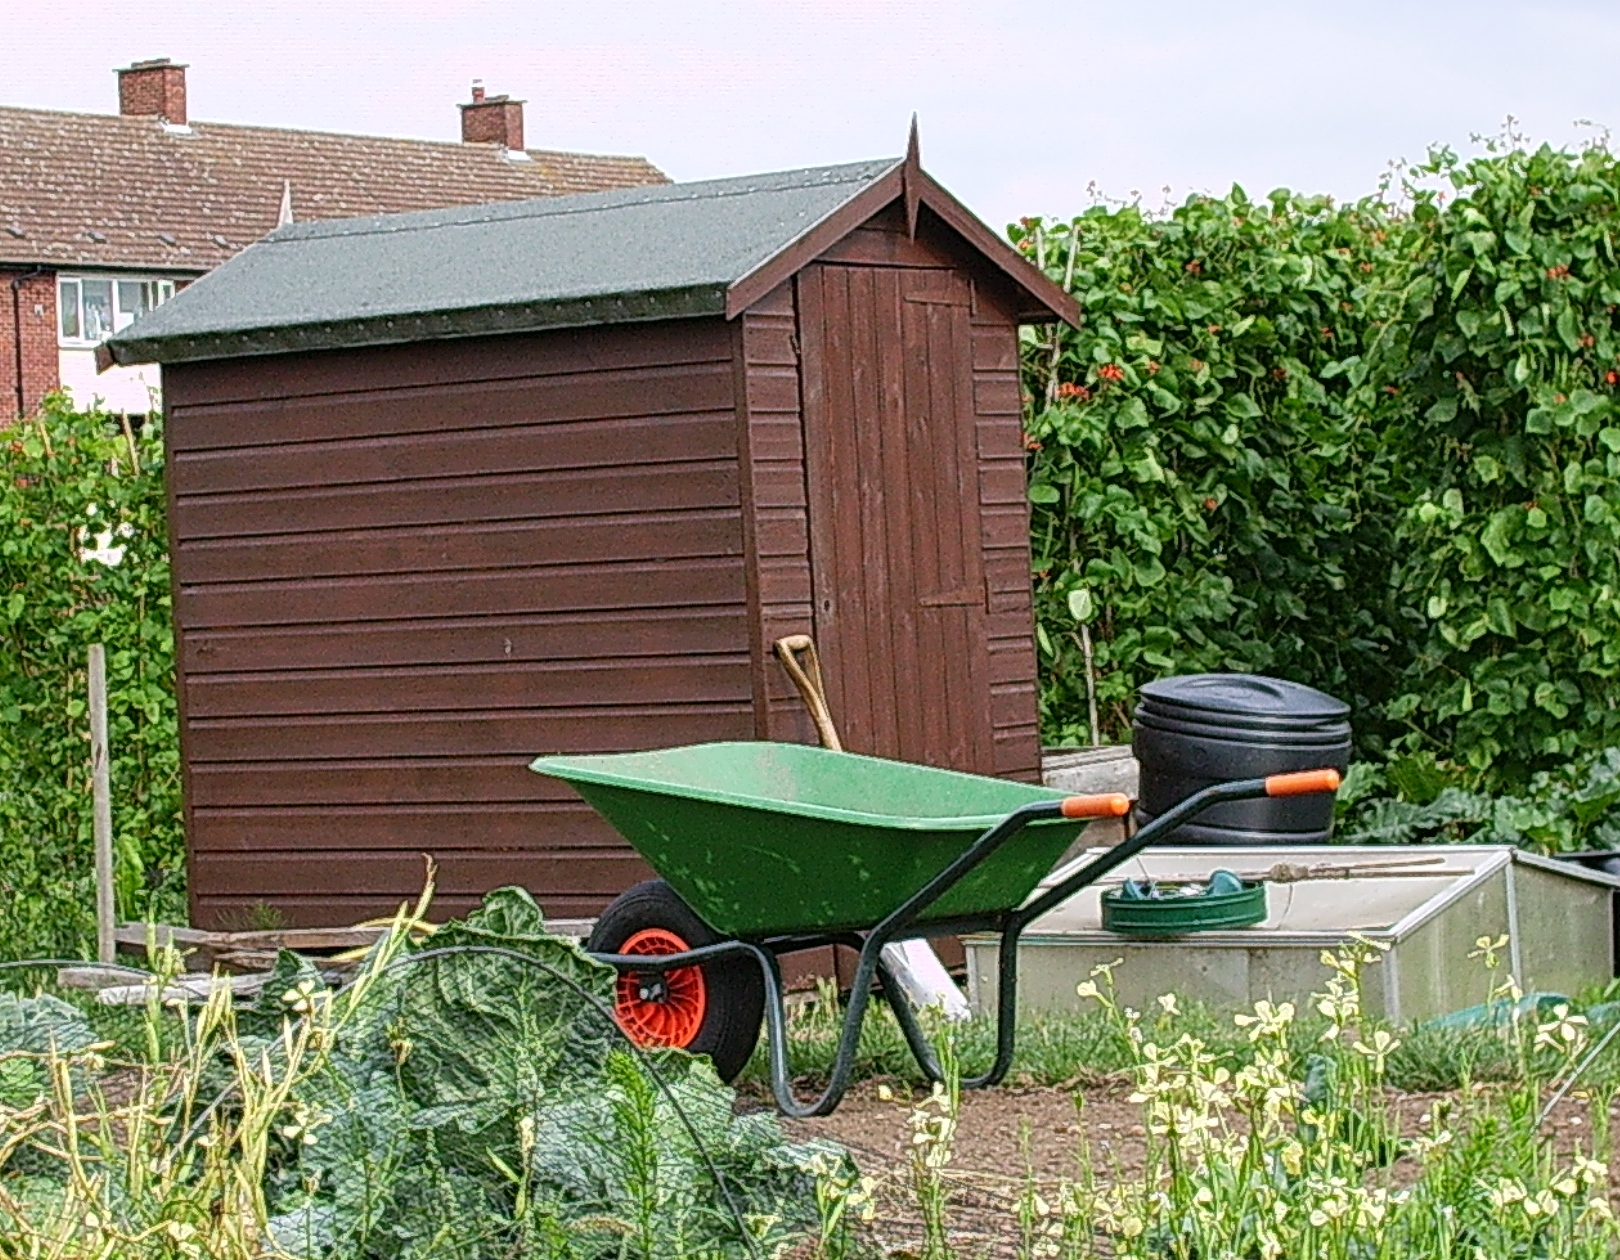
1021 136 1620 791
0 395 181 960
1375 140 1620 782
1015 187 1410 747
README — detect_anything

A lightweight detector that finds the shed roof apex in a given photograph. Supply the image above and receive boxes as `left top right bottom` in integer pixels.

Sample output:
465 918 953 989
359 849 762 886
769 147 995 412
105 156 1076 367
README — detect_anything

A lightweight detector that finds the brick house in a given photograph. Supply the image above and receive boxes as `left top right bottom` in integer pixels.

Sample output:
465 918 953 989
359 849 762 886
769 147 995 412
1 58 666 418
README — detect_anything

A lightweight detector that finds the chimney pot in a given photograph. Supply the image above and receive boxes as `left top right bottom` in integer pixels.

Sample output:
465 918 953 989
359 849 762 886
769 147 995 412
118 58 188 125
460 83 524 151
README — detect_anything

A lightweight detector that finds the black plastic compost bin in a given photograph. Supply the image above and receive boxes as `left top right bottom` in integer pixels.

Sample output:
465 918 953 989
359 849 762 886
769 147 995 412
1133 673 1351 845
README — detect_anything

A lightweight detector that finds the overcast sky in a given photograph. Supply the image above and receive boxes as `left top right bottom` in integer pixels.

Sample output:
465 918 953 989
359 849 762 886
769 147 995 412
12 2 1620 232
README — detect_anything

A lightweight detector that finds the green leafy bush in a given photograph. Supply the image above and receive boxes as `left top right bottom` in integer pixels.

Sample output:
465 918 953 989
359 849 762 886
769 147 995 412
1376 141 1620 782
1022 138 1620 790
0 888 841 1260
1015 189 1408 746
1342 746 1620 852
0 396 180 960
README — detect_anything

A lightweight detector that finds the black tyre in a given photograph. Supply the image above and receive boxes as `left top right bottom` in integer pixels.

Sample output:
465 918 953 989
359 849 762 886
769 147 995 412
586 879 765 1082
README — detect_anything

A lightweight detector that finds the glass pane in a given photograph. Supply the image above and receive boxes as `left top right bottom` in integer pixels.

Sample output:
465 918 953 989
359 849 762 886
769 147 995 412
115 281 143 330
81 280 113 341
58 280 80 340
155 280 174 305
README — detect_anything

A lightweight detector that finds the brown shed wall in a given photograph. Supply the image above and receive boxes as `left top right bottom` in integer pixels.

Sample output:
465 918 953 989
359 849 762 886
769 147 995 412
164 319 755 928
162 197 1045 931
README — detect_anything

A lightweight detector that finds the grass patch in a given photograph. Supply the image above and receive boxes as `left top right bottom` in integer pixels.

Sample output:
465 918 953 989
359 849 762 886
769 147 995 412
743 978 1580 1096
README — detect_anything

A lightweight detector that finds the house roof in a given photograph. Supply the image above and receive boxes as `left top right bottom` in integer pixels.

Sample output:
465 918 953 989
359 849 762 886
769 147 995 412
0 105 666 273
104 154 1079 366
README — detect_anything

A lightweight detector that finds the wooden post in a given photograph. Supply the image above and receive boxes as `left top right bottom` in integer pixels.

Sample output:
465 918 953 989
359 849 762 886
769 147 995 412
88 644 115 965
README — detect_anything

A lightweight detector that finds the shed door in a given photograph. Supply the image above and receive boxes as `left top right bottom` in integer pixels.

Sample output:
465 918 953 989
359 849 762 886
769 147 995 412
797 263 993 773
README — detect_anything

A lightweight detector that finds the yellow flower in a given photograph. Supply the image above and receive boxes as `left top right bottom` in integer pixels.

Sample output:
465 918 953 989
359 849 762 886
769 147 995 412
1468 933 1511 969
1520 1188 1559 1219
1533 1005 1588 1054
1234 1000 1295 1042
1352 1028 1400 1074
1572 1153 1608 1186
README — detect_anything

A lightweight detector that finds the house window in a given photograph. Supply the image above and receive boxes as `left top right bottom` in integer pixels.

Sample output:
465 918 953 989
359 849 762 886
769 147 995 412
58 275 175 346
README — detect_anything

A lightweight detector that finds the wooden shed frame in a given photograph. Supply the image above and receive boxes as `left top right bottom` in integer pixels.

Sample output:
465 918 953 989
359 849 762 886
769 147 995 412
108 132 1079 929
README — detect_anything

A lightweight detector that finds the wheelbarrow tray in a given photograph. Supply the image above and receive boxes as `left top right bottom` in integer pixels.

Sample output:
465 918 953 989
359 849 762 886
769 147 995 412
530 742 1084 937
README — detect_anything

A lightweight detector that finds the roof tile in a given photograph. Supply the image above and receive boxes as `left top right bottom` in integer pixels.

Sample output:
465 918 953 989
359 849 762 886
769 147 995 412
0 105 667 272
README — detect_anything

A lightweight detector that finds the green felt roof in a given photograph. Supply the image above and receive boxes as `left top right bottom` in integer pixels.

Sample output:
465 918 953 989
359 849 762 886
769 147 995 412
103 158 901 366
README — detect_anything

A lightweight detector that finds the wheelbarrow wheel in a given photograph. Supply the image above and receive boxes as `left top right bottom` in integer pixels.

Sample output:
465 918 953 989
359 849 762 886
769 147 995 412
588 879 764 1081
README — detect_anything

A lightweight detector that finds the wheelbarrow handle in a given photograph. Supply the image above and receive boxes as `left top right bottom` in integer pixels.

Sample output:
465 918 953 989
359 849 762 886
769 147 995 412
1060 792 1132 819
1266 768 1343 796
1016 768 1342 927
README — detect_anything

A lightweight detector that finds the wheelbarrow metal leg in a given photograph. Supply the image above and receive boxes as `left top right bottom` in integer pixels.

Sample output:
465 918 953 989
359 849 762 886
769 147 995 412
874 951 944 1084
963 918 1022 1090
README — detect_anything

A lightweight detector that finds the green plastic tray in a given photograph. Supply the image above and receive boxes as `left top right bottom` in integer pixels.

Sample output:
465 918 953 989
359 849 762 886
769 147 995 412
1101 880 1268 938
530 742 1084 938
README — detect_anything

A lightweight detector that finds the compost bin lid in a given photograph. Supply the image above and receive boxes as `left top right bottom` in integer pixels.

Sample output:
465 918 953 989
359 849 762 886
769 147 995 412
1139 674 1349 722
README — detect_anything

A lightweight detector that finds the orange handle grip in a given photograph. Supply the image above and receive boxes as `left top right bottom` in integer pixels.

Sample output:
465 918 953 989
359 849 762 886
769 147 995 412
1264 768 1342 797
1060 793 1132 819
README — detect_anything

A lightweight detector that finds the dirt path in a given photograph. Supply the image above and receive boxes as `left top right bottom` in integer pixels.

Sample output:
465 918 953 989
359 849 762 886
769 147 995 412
764 1080 1620 1257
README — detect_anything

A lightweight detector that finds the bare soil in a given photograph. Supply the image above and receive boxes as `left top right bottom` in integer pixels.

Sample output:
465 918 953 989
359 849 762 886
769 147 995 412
757 1080 1620 1258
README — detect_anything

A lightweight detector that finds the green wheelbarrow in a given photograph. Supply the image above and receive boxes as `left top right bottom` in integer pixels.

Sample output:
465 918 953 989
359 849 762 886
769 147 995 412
530 741 1340 1116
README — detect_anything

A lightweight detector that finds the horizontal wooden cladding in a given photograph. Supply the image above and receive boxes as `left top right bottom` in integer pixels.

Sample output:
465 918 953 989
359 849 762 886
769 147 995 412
174 459 739 541
191 759 620 808
744 370 799 416
750 415 808 463
178 556 747 630
979 463 1027 508
994 729 1043 782
192 848 648 899
189 754 528 806
171 408 737 494
742 324 797 370
973 375 1022 417
813 206 965 271
186 702 754 761
992 681 1037 728
984 551 1031 599
751 465 807 512
989 639 1034 686
972 328 1018 373
758 557 812 607
164 317 735 412
755 511 809 558
185 607 748 674
190 802 615 851
976 417 1025 460
193 891 626 930
981 506 1028 551
186 654 752 717
178 509 742 585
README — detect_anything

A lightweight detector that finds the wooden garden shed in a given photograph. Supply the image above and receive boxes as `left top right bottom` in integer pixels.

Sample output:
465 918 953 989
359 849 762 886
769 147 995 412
104 137 1079 929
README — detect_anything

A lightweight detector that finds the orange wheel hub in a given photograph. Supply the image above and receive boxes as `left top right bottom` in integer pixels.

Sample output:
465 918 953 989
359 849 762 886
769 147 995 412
614 927 708 1049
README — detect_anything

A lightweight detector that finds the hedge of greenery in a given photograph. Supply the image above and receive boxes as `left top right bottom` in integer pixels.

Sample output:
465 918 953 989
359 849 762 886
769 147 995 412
0 398 181 961
1021 138 1620 790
